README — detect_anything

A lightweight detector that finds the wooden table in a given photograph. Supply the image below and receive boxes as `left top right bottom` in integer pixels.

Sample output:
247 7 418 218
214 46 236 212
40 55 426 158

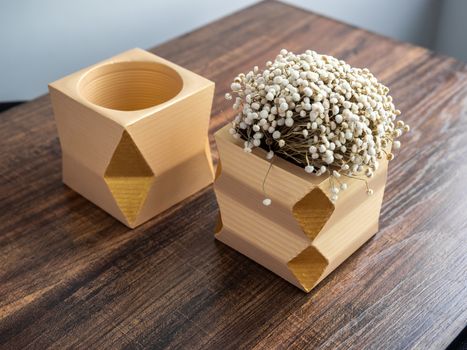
1 1 466 349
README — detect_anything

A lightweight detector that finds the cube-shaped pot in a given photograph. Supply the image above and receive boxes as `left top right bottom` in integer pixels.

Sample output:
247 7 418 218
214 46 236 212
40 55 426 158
214 124 389 292
49 48 215 228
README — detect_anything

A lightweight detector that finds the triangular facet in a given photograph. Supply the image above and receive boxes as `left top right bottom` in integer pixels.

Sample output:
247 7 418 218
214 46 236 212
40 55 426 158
287 245 328 292
104 131 154 225
292 187 334 240
215 160 222 180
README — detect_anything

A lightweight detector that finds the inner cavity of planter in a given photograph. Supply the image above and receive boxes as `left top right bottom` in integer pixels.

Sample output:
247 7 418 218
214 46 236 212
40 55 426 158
80 61 183 111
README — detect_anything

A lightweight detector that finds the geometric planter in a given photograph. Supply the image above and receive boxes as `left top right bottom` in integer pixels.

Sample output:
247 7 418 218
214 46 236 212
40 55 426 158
213 124 389 292
49 48 215 228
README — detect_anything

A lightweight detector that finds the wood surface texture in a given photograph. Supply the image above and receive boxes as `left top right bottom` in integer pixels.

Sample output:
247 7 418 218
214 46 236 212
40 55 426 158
1 1 466 349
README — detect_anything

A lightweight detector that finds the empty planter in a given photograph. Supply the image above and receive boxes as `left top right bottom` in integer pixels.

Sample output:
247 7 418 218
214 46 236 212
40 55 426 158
49 48 215 228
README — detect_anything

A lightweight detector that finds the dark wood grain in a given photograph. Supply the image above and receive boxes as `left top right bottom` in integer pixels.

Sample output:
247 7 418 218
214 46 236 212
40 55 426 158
1 1 466 349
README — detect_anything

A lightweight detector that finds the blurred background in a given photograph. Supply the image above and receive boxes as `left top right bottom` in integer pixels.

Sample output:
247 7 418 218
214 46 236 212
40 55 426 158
1 0 466 104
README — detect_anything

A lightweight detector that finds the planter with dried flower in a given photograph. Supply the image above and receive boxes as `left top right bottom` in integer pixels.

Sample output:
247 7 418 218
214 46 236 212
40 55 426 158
214 49 409 292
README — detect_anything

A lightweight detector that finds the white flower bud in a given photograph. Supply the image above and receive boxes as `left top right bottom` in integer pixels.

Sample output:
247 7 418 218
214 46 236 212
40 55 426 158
231 82 241 91
305 165 314 173
303 87 313 97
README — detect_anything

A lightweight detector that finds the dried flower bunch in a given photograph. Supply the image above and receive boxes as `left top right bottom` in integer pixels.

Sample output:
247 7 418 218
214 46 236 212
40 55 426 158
225 49 409 205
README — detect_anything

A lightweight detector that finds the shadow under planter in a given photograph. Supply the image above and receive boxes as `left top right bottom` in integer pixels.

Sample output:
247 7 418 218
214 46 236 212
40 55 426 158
49 48 215 228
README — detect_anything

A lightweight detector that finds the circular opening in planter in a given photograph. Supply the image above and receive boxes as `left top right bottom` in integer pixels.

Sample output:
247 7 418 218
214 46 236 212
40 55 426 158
80 61 183 111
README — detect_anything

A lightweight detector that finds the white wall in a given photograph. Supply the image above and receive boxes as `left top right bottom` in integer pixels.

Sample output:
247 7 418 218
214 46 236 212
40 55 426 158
285 0 442 48
436 0 467 62
1 0 466 102
0 0 258 101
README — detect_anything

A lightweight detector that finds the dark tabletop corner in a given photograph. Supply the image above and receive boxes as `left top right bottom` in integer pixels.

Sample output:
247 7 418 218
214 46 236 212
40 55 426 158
0 101 25 113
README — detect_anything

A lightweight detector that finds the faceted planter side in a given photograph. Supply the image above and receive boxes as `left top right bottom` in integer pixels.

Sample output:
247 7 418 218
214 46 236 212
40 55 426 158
213 125 389 292
49 48 215 228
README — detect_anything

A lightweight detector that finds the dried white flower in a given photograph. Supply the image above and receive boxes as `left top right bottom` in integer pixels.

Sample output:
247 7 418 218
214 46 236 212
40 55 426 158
226 49 409 203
